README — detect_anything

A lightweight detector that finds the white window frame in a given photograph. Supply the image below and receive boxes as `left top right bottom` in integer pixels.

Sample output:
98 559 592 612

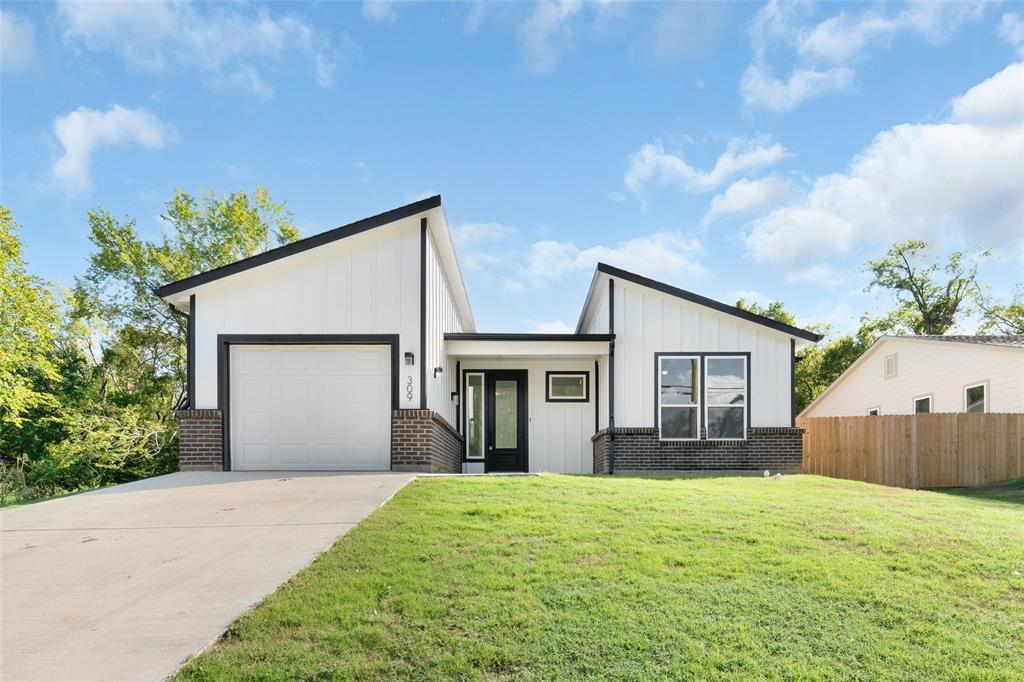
867 406 880 416
545 371 589 402
963 381 988 413
884 353 898 379
704 355 748 441
913 394 932 414
658 355 700 441
464 372 485 460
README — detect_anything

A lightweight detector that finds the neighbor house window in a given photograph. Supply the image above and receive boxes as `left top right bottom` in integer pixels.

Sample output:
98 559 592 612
546 371 589 402
964 383 986 413
867 407 880 416
465 373 484 459
884 353 898 379
659 356 699 440
705 356 747 440
914 395 931 414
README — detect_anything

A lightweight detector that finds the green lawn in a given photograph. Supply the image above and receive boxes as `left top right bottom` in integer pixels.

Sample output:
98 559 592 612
177 475 1024 681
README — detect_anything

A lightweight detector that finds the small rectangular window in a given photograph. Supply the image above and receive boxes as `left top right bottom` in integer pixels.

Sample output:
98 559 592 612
545 372 588 402
884 353 898 379
659 356 699 440
867 407 880 416
965 383 986 413
705 356 747 439
465 373 484 459
914 395 931 414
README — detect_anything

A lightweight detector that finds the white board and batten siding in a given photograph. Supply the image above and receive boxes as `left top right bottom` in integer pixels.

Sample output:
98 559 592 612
802 338 1024 417
588 278 794 429
459 358 596 474
191 217 423 410
424 229 465 425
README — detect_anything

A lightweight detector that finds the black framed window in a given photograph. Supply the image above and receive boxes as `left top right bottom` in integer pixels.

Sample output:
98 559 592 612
545 371 589 403
705 356 747 440
658 356 699 440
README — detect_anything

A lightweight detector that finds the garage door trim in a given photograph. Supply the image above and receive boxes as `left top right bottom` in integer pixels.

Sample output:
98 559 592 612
217 334 400 471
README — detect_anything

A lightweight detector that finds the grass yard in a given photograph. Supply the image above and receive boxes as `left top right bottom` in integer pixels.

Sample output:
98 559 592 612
177 474 1024 681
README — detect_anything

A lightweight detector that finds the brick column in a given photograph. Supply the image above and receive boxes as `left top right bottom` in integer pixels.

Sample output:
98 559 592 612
176 409 223 471
391 410 463 473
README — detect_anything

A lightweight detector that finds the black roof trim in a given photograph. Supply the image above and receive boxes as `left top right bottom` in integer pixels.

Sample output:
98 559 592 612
155 195 443 298
445 333 614 342
594 263 823 342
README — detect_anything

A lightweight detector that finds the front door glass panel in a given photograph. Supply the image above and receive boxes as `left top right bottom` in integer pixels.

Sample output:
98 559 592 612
494 379 518 449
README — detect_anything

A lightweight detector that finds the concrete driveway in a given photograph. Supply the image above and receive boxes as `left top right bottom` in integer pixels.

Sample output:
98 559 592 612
0 471 415 682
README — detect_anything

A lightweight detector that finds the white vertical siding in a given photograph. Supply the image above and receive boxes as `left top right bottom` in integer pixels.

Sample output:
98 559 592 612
611 279 794 428
424 228 464 424
192 218 423 408
803 339 1024 417
458 358 597 474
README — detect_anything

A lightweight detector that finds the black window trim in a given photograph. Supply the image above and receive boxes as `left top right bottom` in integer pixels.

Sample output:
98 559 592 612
704 354 749 441
545 370 590 403
462 370 486 461
654 351 751 442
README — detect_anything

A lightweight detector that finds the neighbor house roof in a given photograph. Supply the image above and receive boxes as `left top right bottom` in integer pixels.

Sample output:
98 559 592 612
799 334 1024 417
575 263 823 343
155 195 476 331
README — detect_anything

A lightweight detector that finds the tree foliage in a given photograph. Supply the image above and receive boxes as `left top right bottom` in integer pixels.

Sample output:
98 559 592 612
0 207 62 424
864 240 987 335
976 285 1024 335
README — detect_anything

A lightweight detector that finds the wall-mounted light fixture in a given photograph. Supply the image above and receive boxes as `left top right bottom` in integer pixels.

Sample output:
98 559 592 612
433 367 444 378
450 392 459 405
404 352 415 365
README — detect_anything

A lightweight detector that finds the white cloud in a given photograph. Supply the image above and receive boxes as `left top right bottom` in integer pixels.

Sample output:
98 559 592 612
451 222 517 273
740 62 854 113
729 290 773 308
743 1 985 113
230 67 274 98
51 105 174 192
0 10 36 73
701 176 791 228
625 137 786 198
744 62 1024 281
517 231 706 289
57 0 338 92
362 0 397 24
999 13 1024 58
518 0 582 73
526 320 574 334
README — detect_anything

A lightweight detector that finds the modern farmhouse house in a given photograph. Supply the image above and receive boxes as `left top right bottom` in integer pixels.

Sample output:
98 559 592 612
801 335 1024 418
158 196 821 475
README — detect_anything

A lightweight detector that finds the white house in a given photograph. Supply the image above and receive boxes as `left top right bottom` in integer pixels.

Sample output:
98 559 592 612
158 196 820 474
800 335 1024 418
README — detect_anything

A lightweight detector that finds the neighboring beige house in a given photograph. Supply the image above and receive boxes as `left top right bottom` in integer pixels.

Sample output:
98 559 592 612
801 335 1024 418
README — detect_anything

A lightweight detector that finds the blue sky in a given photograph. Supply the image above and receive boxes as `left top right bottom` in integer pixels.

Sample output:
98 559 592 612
2 1 1022 334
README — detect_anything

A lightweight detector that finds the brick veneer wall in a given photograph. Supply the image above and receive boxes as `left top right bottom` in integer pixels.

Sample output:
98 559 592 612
391 410 464 473
176 409 223 471
591 427 803 474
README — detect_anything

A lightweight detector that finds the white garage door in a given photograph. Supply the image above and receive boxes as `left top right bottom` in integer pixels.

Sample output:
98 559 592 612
230 345 391 471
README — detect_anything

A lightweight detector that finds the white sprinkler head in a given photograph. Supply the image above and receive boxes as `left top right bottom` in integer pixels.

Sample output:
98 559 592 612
774 472 783 480
763 470 771 478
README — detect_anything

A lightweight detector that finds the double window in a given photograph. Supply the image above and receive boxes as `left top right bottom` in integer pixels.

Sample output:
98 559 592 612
658 354 748 441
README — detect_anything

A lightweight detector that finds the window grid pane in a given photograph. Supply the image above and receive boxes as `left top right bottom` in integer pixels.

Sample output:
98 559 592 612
661 406 697 439
706 357 746 439
966 385 985 413
660 357 698 406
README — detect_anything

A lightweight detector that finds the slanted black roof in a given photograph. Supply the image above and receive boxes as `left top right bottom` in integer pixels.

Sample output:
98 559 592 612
580 263 822 342
155 195 442 298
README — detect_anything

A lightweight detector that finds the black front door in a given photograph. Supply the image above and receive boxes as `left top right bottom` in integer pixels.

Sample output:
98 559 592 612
485 371 528 472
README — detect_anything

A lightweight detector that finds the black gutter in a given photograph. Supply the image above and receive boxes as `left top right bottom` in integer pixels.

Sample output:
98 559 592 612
444 333 614 341
155 195 442 297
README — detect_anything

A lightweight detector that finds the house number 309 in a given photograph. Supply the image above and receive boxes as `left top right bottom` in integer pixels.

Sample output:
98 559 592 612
405 376 414 402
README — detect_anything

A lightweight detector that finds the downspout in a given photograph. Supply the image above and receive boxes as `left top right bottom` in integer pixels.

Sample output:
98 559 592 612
790 338 796 427
607 278 615 475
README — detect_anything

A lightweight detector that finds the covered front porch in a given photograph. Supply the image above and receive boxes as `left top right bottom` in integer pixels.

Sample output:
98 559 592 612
445 334 613 474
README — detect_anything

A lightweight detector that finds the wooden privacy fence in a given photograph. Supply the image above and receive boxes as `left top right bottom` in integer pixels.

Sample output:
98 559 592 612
797 413 1024 489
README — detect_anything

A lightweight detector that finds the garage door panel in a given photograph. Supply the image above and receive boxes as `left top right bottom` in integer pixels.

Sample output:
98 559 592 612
230 345 391 471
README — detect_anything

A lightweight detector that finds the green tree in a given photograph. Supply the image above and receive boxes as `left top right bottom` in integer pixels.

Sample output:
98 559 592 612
977 285 1024 335
864 240 987 335
0 207 61 425
75 187 298 411
735 298 797 327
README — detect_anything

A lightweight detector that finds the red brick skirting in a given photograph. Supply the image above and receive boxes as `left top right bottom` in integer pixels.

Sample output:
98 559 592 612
391 410 464 473
176 409 223 471
592 427 803 474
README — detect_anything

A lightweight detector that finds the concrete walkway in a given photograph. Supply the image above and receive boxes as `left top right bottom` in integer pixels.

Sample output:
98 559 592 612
1 471 415 682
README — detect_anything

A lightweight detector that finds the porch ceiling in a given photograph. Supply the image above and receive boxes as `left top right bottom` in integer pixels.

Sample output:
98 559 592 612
445 334 612 357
